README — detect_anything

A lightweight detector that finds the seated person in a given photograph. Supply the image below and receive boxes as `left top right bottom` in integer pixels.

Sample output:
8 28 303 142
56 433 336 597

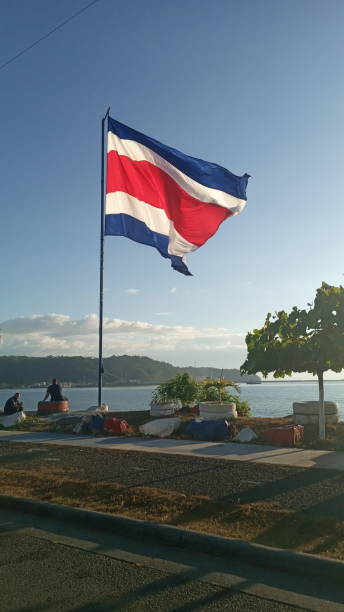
43 379 66 402
4 392 23 415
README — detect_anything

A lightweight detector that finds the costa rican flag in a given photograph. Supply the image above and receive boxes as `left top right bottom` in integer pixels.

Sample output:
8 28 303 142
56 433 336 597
105 117 249 275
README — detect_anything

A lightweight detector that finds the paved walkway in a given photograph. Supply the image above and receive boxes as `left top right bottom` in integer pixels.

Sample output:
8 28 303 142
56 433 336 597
1 429 344 471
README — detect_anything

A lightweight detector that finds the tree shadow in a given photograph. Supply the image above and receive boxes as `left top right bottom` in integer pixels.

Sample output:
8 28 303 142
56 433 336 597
251 479 344 555
171 465 344 560
221 467 344 515
1 508 344 610
69 582 242 612
69 567 225 611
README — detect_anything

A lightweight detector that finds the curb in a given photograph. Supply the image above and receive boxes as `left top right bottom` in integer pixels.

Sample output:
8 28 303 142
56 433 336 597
1 493 343 583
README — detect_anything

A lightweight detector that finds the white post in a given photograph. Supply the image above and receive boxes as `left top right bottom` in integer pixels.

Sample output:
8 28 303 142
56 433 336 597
318 371 326 440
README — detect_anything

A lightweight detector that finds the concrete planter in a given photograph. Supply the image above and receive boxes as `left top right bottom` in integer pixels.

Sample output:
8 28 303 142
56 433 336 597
293 401 339 426
37 400 69 415
150 400 182 417
199 401 237 420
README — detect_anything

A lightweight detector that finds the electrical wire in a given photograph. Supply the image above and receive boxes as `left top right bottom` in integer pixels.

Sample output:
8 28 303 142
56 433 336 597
0 0 102 72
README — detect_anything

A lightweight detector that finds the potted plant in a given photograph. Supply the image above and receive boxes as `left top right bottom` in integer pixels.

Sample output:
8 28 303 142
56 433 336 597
150 373 199 416
198 378 245 419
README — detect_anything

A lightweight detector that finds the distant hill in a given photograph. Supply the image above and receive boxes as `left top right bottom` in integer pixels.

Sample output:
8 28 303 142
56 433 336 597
0 355 261 387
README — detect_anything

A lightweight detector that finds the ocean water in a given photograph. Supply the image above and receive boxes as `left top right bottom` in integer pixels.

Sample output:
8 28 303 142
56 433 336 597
240 381 344 419
1 381 344 419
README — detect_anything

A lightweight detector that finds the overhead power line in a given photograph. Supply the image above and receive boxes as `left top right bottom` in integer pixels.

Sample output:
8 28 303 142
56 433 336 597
0 0 102 72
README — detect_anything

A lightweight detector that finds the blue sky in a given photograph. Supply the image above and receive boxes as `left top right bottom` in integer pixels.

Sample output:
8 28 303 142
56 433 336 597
1 0 344 372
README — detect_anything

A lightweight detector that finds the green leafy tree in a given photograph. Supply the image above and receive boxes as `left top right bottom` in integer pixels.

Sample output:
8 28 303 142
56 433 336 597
152 373 199 407
240 282 344 439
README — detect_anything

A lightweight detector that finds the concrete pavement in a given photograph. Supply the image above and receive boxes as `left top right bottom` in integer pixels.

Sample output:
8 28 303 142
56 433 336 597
0 429 344 471
0 507 343 611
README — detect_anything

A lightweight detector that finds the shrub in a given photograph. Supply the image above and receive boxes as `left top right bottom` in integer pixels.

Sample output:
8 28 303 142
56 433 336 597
199 378 240 403
151 373 199 407
233 398 251 417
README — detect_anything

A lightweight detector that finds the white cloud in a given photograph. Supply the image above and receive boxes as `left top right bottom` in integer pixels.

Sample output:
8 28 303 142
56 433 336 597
125 289 140 294
0 313 247 364
170 287 177 294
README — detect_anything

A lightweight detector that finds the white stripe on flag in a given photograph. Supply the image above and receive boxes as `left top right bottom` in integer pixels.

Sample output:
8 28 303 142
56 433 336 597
105 192 197 257
107 132 246 214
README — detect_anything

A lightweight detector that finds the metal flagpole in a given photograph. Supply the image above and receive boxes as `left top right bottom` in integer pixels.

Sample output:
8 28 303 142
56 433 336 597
98 107 110 407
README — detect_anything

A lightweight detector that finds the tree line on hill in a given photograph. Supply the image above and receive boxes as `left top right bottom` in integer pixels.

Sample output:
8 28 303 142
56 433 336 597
0 355 260 387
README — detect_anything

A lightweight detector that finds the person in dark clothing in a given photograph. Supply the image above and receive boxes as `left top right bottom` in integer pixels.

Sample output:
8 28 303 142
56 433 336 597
43 379 66 402
4 393 23 415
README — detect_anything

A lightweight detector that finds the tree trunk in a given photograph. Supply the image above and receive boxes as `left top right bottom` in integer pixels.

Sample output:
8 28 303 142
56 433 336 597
317 371 326 440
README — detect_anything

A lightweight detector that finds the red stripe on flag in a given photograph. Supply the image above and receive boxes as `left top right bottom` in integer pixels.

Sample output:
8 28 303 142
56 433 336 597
106 151 232 247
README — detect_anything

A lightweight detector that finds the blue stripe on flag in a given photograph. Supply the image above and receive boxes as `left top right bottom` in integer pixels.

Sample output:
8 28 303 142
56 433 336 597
108 117 249 200
105 213 192 276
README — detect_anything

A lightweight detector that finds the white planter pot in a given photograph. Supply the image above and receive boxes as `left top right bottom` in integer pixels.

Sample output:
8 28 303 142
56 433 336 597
150 401 181 417
199 401 237 420
293 401 339 426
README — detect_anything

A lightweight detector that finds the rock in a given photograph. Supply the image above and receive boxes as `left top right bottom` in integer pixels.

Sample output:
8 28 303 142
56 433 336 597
233 427 257 443
139 417 181 438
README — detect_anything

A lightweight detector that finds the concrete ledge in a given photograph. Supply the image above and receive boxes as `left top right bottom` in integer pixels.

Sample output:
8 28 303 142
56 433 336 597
0 493 343 583
293 401 339 412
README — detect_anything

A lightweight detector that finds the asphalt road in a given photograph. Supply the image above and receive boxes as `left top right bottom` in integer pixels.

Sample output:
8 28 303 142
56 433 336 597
0 509 343 611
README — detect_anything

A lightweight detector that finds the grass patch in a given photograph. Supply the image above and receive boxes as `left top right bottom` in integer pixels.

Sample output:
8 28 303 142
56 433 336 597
1 466 344 561
177 500 344 560
0 466 206 522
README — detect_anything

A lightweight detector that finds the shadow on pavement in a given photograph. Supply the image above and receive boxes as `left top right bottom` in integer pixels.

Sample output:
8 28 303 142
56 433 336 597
0 508 343 611
70 568 242 611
